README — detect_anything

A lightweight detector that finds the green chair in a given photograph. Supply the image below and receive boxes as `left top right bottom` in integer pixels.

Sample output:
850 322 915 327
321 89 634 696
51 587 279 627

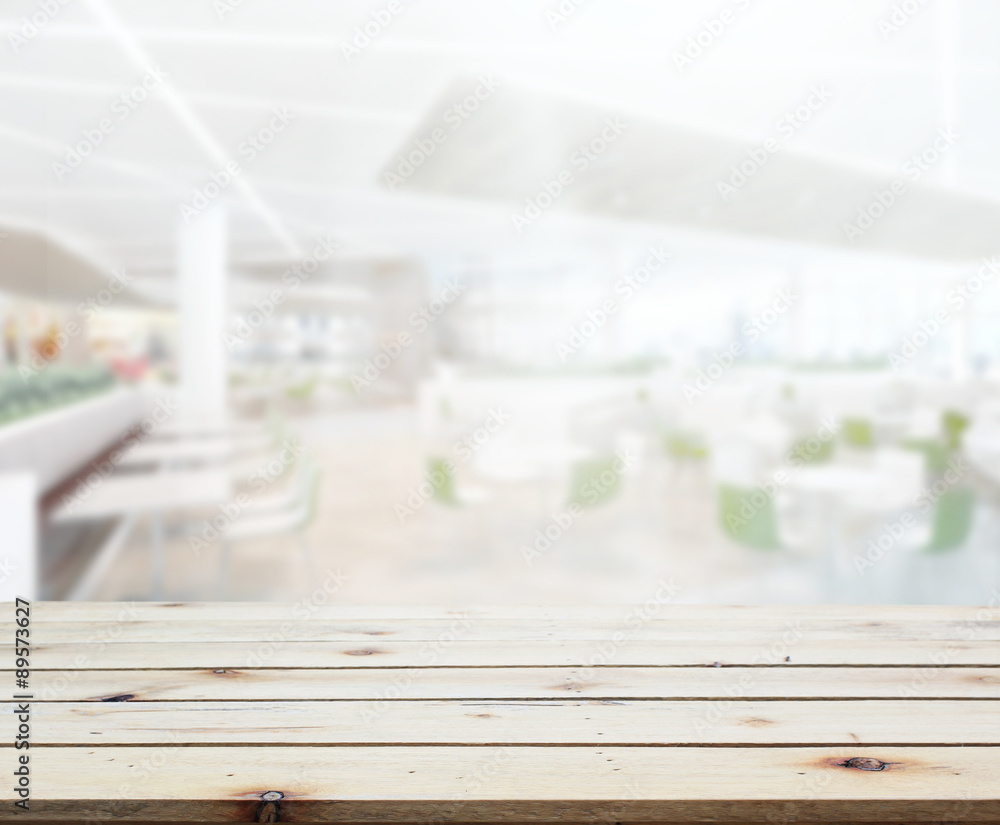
900 437 951 476
428 457 458 505
286 376 317 401
789 435 833 465
842 418 874 449
569 457 623 509
942 410 969 451
718 484 782 551
664 432 709 461
924 488 976 554
904 487 976 603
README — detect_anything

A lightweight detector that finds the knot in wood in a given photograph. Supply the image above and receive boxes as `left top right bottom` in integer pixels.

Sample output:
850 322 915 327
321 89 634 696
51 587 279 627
843 757 886 771
257 791 284 823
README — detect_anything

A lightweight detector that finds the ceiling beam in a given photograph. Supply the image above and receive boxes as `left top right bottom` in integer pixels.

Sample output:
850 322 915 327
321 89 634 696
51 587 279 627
0 122 186 193
0 74 413 124
80 0 303 257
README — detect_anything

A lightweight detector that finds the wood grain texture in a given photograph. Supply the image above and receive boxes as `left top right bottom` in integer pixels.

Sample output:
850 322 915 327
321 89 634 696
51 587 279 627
18 602 1000 623
4 603 998 823
21 699 1000 745
9 617 1000 642
2 746 998 821
18 639 1000 669
31 666 1000 702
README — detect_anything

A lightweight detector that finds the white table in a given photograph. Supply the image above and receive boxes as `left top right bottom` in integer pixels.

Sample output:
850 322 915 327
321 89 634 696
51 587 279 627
965 429 1000 481
788 464 889 499
473 442 595 483
52 469 233 598
151 418 265 440
788 450 922 512
117 438 236 469
148 421 270 441
785 458 923 599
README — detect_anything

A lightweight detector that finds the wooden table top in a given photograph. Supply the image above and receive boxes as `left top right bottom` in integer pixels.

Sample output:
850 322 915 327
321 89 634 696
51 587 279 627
3 602 999 823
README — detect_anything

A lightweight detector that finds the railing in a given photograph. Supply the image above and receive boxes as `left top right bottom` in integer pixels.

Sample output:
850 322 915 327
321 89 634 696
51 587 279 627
0 365 115 426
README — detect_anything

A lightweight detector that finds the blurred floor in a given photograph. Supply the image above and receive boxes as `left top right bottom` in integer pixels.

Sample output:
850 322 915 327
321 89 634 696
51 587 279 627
90 405 780 604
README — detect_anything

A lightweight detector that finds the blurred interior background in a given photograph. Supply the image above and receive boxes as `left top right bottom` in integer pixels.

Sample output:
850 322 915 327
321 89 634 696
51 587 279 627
2 0 999 604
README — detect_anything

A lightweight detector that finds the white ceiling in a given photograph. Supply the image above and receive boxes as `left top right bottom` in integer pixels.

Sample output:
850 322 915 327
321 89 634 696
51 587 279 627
0 0 997 293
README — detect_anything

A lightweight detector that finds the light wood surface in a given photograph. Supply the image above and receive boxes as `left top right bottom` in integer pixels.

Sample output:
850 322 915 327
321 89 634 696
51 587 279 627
32 666 1000 701
12 616 1000 641
19 638 1000 668
21 699 1000 745
2 602 998 823
22 602 1000 621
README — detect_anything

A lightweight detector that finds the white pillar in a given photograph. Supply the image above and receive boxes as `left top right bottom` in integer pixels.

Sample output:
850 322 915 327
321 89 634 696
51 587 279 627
178 205 228 423
0 473 37 601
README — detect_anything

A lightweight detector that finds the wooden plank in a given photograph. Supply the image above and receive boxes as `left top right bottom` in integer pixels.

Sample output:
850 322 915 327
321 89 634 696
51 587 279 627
5 604 997 824
15 601 1000 623
11 816 972 825
4 746 998 821
22 700 1000 745
32 666 1000 702
9 617 1000 642
0 816 960 825
20 639 1000 669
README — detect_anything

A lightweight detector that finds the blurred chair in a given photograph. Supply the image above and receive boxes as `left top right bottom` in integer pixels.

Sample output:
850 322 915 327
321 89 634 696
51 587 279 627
664 431 709 461
215 458 321 596
283 375 318 415
568 456 624 510
789 435 833 465
663 431 709 482
228 416 298 484
717 482 829 563
428 456 459 505
942 410 970 451
286 375 317 402
902 487 976 603
426 455 491 508
925 488 976 552
718 484 782 551
900 437 951 476
842 418 874 449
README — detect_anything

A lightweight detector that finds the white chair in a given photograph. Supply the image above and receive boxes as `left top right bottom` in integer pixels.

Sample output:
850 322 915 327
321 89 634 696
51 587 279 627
227 418 298 485
216 458 321 596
